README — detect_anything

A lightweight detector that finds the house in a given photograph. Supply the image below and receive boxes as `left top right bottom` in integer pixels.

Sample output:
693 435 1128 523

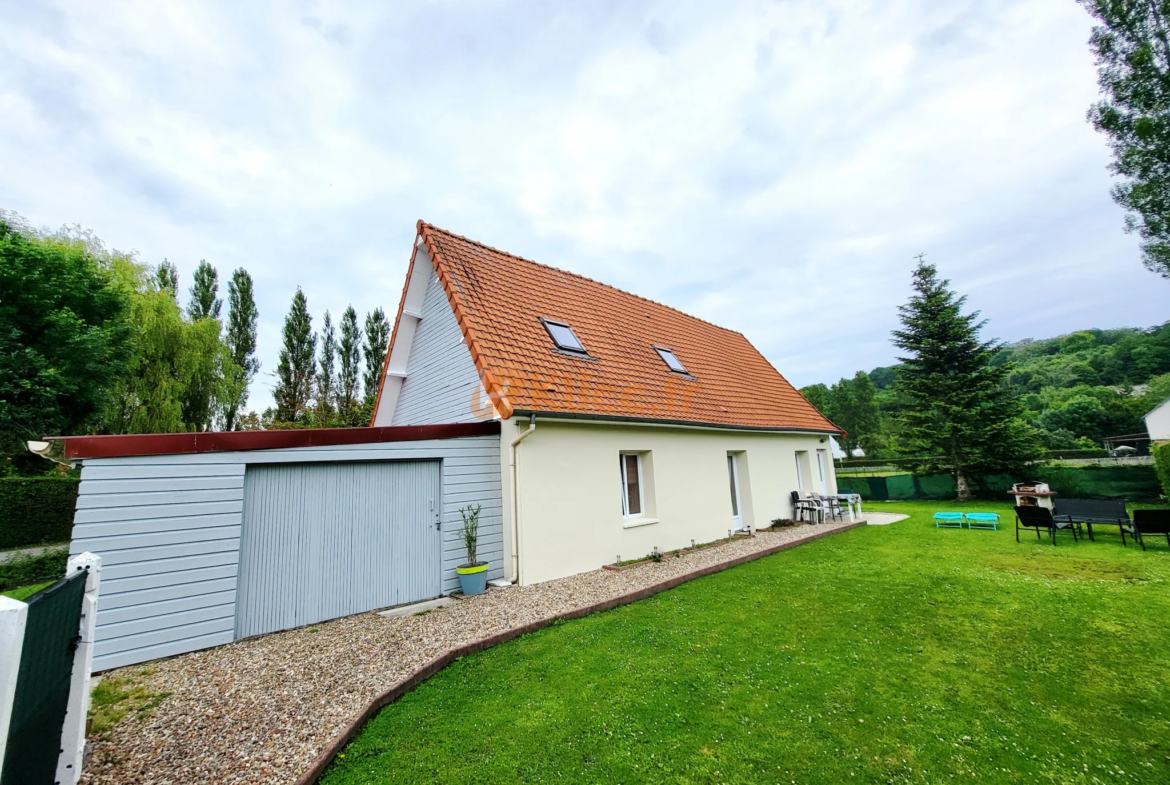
1146 396 1170 442
37 221 840 671
370 222 842 585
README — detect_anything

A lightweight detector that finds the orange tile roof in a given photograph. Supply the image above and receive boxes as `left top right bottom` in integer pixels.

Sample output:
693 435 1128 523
378 221 841 433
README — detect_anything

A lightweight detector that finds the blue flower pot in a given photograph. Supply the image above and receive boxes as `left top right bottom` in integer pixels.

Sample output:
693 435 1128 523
456 563 489 596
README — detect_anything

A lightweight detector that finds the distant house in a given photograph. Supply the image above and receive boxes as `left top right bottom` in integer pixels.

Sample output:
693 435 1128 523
45 221 842 670
372 222 843 585
1146 396 1170 442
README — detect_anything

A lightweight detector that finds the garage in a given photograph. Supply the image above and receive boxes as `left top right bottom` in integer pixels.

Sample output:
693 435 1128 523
47 422 502 671
235 460 442 639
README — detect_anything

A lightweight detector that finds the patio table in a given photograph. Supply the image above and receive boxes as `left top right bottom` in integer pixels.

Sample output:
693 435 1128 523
827 493 863 522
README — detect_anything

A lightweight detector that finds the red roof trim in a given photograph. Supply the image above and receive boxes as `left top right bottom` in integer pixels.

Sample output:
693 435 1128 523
46 422 501 460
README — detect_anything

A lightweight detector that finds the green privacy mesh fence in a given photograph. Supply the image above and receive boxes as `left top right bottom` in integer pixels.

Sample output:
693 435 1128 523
837 466 1163 502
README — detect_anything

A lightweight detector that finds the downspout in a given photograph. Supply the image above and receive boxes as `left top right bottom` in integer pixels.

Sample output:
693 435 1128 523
27 440 69 467
509 413 536 582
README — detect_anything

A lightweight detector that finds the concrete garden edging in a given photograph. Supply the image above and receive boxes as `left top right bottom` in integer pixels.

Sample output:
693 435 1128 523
293 520 865 785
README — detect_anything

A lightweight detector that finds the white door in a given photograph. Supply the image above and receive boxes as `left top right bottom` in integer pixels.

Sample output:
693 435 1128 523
817 451 828 495
728 454 743 530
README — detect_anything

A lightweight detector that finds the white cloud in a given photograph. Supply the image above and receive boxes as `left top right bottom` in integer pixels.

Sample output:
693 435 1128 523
0 0 1164 413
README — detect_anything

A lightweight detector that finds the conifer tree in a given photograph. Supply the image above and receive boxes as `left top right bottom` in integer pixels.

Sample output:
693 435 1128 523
187 260 221 321
316 310 337 421
222 268 259 430
891 257 1043 500
362 308 390 410
273 288 316 423
337 306 363 423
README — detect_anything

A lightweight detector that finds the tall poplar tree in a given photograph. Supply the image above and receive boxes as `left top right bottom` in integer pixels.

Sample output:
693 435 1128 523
337 306 363 423
891 257 1042 500
222 268 259 430
362 307 390 411
316 310 337 421
273 288 316 423
1079 0 1170 277
156 260 178 299
187 260 222 321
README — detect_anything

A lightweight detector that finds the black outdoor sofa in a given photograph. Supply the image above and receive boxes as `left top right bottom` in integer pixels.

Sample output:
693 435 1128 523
1015 506 1081 544
1053 499 1131 545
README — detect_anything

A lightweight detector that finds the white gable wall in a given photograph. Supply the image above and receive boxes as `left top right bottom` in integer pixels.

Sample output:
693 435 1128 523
1146 398 1170 441
390 265 485 426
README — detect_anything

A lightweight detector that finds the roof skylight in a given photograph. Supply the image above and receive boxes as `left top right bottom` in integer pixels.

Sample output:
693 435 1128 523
541 319 587 354
654 346 688 374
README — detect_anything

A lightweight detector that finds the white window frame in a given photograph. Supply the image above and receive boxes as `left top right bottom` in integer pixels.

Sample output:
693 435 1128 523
795 453 805 490
620 452 644 518
817 451 828 495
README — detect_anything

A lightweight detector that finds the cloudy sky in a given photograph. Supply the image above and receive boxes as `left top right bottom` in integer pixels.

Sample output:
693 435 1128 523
2 0 1166 413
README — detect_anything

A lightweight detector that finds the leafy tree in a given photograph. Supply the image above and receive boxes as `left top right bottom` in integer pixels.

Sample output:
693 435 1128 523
156 259 178 299
891 258 1043 500
187 260 222 322
315 310 337 421
337 306 363 424
1079 0 1170 277
362 307 390 411
831 372 882 457
799 384 832 418
222 268 259 431
273 289 316 423
0 215 132 464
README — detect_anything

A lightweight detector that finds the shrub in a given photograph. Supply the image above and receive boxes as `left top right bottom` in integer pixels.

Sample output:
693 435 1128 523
0 478 79 548
0 547 68 591
769 518 798 528
1154 442 1170 499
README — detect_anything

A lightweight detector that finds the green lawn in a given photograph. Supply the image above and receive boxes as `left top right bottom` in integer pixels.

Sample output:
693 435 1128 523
323 500 1170 785
1 580 54 601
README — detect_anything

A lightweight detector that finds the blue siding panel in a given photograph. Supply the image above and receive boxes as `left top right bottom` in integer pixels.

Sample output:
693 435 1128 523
72 434 502 670
391 268 484 426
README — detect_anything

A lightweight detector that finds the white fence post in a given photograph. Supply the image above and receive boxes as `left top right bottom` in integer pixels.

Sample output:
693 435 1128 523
56 552 101 785
0 596 29 776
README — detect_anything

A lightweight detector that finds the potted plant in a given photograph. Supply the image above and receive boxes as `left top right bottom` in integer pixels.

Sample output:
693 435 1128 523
455 504 488 596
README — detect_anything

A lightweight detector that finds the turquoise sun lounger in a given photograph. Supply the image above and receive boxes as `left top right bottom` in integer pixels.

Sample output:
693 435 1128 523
964 512 1000 530
934 512 964 528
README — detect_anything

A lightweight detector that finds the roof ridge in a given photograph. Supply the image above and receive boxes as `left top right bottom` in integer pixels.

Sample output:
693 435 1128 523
420 221 742 336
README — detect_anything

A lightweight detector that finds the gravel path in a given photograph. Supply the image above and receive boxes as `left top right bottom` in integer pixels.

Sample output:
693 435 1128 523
81 520 857 785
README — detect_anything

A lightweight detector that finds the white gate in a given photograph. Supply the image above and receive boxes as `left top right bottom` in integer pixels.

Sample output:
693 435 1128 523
234 460 442 639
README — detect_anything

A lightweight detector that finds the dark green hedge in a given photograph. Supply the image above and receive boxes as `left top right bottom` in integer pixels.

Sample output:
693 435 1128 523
838 465 1162 502
0 478 79 549
0 548 69 592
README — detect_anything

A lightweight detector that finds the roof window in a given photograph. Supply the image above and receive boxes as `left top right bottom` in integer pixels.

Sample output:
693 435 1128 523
654 346 688 374
540 318 587 354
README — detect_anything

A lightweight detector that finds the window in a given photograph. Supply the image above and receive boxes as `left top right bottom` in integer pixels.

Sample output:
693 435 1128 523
795 452 805 490
540 318 587 353
653 346 688 374
620 453 643 517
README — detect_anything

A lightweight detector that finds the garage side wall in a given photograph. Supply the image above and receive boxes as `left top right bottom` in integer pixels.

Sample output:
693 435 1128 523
70 434 502 672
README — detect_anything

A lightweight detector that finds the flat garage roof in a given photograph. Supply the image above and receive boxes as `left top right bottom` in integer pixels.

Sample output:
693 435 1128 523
41 421 501 460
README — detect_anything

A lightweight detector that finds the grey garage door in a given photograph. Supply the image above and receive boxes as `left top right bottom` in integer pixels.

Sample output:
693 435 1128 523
235 460 442 639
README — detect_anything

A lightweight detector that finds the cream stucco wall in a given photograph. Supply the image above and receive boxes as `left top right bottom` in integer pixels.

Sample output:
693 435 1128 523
503 417 837 586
